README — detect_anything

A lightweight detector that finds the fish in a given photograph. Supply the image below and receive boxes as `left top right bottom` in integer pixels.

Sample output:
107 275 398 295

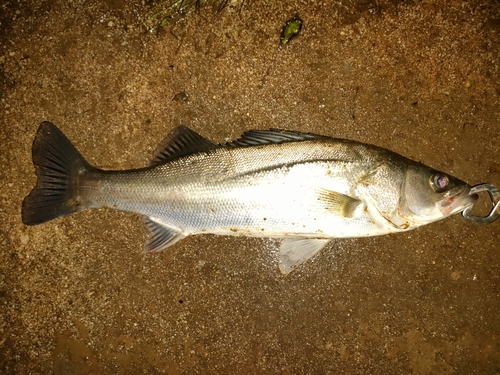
22 121 477 274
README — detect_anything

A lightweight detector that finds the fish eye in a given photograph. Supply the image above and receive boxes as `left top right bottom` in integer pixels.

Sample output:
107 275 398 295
430 173 449 192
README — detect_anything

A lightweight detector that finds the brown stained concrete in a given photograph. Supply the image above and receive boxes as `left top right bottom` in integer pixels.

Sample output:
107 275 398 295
1 0 500 373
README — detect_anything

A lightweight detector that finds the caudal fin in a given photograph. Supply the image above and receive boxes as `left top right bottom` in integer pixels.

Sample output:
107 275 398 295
22 121 90 225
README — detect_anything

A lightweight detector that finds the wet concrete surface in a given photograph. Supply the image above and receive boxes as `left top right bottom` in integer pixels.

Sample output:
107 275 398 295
1 0 500 373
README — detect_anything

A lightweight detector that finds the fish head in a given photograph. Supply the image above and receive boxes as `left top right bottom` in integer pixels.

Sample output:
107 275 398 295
402 164 477 225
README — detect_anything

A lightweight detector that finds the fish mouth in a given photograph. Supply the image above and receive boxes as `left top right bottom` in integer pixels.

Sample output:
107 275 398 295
438 186 478 216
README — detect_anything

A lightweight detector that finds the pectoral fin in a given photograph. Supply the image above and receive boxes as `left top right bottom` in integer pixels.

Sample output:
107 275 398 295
279 238 331 275
144 217 185 252
317 189 361 217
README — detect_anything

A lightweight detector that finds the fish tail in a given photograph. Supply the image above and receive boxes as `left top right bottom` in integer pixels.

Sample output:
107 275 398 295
22 121 90 225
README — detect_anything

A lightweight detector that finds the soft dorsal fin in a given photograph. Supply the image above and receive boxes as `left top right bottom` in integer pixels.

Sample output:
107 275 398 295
279 238 331 275
225 129 324 147
150 125 216 166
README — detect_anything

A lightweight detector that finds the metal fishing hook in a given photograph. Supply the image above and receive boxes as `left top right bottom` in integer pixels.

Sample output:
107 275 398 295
462 183 500 224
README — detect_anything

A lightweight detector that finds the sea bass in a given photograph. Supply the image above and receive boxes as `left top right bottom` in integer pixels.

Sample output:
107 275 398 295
22 122 477 274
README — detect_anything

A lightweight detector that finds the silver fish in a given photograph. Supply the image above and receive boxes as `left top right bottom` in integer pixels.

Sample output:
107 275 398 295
22 122 477 274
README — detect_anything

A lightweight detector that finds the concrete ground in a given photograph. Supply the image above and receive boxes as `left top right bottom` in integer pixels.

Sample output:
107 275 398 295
1 0 500 373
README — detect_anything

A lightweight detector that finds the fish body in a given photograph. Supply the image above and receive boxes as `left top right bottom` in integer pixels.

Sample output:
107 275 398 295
22 122 476 273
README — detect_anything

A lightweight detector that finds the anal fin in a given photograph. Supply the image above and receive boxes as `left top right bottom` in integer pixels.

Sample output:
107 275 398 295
144 217 185 252
279 238 331 275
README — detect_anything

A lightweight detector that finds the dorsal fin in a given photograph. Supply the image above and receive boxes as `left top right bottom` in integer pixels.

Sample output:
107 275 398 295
150 125 216 166
225 129 324 147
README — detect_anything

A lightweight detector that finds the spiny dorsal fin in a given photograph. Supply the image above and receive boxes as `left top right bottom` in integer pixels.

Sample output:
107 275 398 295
150 125 216 166
225 129 325 147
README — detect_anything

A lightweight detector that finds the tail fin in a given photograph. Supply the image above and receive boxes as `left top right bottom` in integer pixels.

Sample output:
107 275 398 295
22 121 90 225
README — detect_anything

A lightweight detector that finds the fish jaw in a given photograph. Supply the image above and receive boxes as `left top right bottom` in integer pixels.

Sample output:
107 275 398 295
438 186 478 216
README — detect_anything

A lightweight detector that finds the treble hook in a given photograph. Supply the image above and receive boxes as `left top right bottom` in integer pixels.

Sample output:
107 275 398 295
462 183 500 224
